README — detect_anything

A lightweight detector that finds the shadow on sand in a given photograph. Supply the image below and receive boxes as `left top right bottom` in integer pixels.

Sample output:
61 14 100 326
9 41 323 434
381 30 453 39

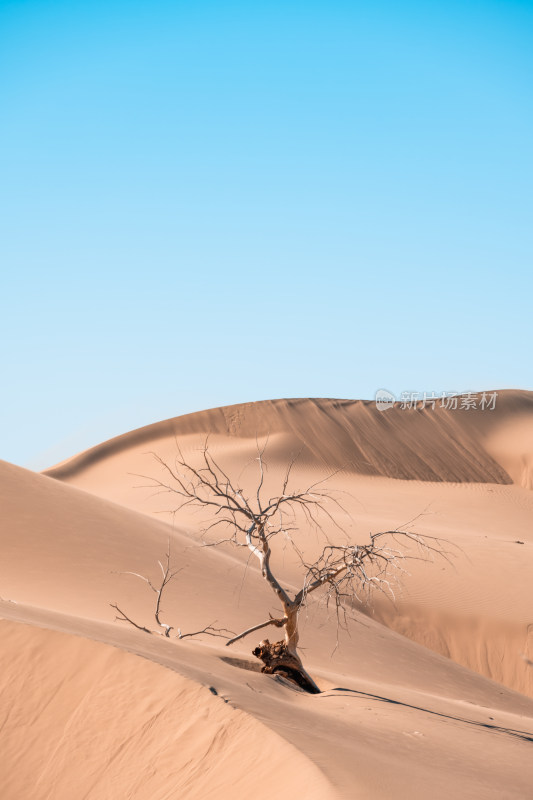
322 688 533 743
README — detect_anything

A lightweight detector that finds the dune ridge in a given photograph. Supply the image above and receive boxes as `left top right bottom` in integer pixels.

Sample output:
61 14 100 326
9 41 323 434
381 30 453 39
45 390 533 487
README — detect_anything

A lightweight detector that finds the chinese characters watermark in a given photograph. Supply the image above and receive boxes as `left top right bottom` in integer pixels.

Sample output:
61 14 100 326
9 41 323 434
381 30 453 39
375 390 498 412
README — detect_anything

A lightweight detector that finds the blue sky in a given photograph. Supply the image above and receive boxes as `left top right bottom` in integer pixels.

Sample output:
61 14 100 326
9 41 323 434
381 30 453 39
1 0 532 468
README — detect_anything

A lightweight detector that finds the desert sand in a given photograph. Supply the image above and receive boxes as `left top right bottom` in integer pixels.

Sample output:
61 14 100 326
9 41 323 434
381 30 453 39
1 391 533 798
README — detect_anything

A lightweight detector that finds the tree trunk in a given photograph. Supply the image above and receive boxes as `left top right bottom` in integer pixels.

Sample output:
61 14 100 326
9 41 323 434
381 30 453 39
252 639 320 693
252 607 320 693
283 606 299 655
253 548 320 692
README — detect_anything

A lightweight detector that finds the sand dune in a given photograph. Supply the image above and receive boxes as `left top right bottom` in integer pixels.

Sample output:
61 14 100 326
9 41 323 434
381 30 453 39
45 390 533 486
0 620 333 800
41 392 533 695
2 606 533 800
2 392 533 797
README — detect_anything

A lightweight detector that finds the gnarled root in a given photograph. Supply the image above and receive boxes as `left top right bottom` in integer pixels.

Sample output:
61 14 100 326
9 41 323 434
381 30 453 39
252 639 321 694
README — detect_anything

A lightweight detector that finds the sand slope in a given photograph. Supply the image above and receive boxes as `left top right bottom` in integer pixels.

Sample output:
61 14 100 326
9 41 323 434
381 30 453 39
0 620 334 800
2 607 533 800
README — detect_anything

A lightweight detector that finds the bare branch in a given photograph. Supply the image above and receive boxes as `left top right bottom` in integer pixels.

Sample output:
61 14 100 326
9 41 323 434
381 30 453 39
177 622 235 640
110 603 152 634
114 539 178 636
226 615 287 646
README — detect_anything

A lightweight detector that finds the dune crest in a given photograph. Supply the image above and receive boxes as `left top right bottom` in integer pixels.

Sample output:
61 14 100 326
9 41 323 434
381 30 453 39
45 391 533 487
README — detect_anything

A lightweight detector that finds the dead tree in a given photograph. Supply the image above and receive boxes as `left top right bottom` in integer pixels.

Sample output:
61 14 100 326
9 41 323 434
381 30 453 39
140 443 450 693
111 540 232 641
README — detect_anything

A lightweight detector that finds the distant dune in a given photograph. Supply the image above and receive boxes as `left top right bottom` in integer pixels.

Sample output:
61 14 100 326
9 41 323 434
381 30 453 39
1 391 533 798
45 390 533 487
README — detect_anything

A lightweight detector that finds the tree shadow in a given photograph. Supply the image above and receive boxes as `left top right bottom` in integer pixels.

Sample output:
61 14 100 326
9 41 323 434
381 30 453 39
325 688 533 743
220 655 262 672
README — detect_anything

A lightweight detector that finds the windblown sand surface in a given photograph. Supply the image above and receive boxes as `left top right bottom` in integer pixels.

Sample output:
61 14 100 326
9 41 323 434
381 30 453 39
2 391 533 798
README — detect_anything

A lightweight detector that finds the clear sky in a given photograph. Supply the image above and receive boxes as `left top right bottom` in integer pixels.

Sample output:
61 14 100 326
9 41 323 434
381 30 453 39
1 0 532 468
